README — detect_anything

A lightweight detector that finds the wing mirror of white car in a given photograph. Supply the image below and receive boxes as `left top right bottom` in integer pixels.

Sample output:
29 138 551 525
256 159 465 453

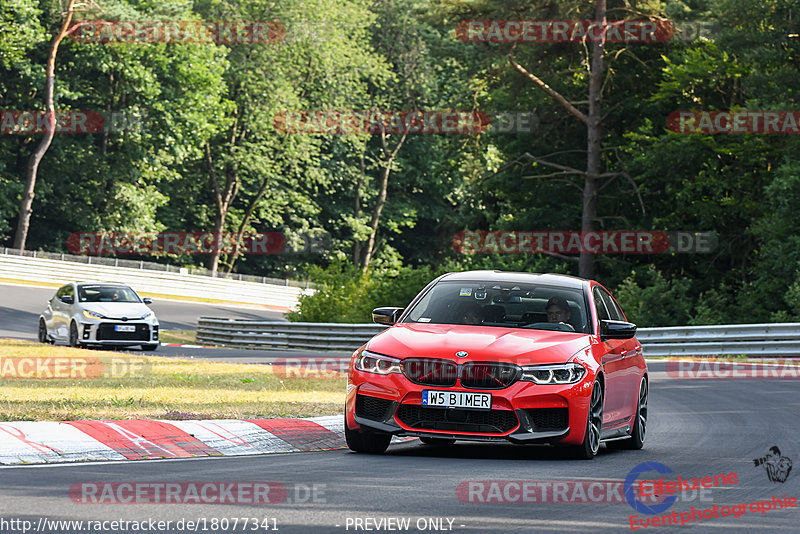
61 295 74 304
142 297 152 305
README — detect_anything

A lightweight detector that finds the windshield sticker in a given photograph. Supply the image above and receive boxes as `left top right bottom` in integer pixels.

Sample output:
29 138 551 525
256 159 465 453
418 317 431 322
459 287 472 297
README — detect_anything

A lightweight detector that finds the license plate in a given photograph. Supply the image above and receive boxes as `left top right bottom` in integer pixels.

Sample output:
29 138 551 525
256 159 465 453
114 325 136 332
422 390 491 410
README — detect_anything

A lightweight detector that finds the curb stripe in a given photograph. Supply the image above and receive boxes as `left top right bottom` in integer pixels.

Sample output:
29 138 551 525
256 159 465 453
245 419 344 451
66 420 220 460
165 419 296 455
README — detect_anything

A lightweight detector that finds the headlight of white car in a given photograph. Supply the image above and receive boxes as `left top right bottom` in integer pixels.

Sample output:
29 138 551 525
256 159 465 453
82 310 106 320
140 311 153 320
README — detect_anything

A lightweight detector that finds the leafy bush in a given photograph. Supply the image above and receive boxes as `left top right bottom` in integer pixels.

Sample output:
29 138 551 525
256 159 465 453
612 267 693 327
287 260 443 323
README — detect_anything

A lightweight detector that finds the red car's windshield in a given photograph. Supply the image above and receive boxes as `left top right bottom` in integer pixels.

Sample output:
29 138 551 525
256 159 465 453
403 281 589 333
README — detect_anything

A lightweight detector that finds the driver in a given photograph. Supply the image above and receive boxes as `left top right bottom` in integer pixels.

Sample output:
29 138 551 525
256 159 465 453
456 301 484 325
546 296 574 330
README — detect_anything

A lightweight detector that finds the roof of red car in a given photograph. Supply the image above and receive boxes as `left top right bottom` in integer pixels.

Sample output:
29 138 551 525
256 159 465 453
439 270 589 289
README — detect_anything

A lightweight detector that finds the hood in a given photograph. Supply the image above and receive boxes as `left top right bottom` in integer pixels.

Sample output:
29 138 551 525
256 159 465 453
366 323 590 365
80 302 152 320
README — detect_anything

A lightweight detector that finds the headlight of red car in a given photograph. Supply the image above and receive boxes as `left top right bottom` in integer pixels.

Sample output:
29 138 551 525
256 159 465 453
520 362 586 384
354 350 402 375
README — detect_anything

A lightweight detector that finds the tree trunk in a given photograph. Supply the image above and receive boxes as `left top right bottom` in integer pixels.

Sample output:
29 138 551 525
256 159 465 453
580 0 607 279
205 140 239 277
224 176 270 275
508 0 607 279
353 154 365 265
361 131 407 273
13 0 76 251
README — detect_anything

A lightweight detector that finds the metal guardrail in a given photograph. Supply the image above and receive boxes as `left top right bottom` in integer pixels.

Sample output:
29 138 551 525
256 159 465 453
196 319 800 356
197 318 387 350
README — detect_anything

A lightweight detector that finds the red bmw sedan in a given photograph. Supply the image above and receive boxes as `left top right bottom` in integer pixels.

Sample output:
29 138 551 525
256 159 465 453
345 271 648 459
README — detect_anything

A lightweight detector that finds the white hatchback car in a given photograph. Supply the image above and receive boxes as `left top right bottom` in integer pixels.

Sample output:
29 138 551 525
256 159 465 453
39 282 160 350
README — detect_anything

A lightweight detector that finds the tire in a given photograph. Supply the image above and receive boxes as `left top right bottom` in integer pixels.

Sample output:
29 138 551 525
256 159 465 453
345 419 391 454
68 321 81 348
140 344 159 351
571 379 603 460
607 377 648 450
38 319 49 344
420 437 456 447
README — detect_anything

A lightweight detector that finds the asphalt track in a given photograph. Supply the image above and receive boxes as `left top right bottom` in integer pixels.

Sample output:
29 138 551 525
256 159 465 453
0 365 797 532
1 283 798 532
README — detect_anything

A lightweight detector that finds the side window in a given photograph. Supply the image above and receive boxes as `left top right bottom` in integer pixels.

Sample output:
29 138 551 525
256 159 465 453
599 289 624 321
593 288 610 323
56 285 71 300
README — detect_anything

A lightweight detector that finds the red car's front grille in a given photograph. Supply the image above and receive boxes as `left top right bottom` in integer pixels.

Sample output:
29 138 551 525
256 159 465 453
396 404 518 434
401 359 521 389
460 362 521 389
402 358 459 386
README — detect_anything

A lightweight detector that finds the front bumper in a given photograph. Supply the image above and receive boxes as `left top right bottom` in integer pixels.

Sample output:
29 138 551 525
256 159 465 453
78 321 159 346
347 366 594 446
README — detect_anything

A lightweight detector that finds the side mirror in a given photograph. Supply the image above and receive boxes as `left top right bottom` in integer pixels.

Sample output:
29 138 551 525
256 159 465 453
372 307 405 326
600 319 637 340
142 297 152 305
61 295 74 304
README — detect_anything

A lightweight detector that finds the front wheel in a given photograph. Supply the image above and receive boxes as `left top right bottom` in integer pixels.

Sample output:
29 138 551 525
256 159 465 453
38 319 49 343
571 379 603 460
345 419 391 454
607 377 647 450
68 321 81 348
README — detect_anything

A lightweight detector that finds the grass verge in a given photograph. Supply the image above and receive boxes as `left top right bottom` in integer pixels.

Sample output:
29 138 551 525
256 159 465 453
0 340 344 421
159 330 197 345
